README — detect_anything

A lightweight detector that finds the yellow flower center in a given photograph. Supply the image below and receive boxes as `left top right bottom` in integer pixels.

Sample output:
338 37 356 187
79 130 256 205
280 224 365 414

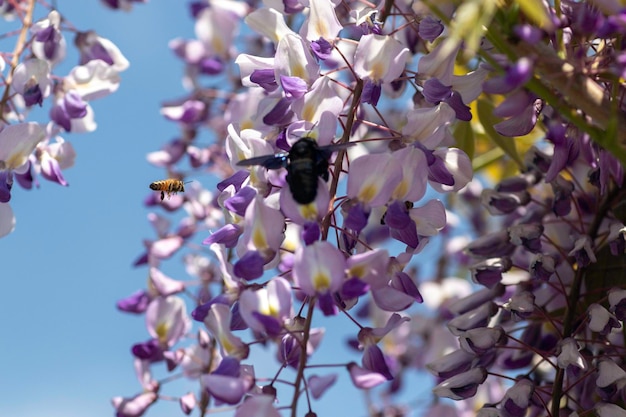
313 271 330 292
358 183 378 203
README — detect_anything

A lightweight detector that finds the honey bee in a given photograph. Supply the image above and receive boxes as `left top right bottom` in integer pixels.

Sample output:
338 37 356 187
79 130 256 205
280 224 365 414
149 179 191 201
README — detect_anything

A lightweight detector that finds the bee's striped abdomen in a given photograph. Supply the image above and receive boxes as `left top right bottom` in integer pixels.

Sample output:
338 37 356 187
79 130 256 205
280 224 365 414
149 179 187 201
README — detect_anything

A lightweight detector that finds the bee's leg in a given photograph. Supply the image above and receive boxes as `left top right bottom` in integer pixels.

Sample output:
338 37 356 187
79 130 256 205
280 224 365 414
160 191 165 201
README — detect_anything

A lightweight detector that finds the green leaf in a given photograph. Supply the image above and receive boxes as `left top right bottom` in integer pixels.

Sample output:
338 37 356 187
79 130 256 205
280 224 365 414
516 0 552 30
453 120 474 161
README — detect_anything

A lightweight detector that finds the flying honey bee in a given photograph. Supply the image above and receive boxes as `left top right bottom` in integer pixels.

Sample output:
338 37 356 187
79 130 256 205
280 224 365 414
149 179 192 201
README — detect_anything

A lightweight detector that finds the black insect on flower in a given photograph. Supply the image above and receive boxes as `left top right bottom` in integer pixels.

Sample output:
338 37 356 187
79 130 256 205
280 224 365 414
237 137 352 205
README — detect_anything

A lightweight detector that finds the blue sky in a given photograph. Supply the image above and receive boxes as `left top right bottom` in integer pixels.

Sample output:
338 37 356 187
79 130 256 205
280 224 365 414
0 3 201 417
0 3 434 417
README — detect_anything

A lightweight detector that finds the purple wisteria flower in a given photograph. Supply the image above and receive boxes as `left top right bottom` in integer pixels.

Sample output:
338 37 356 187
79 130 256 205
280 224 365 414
110 1 626 417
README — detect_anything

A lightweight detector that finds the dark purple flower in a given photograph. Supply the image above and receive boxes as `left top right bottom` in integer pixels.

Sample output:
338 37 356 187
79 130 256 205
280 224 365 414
263 97 294 126
341 277 370 299
529 253 556 280
202 224 242 248
483 58 533 94
302 221 320 245
459 326 506 355
283 0 305 14
362 80 381 105
117 290 150 314
481 189 530 215
502 379 535 417
63 91 88 118
423 78 452 103
433 367 488 400
280 75 308 100
448 303 498 335
233 250 264 280
508 223 543 253
419 16 444 41
609 288 626 321
513 24 544 43
224 186 256 217
470 257 512 288
14 161 34 190
318 292 338 316
362 344 393 380
311 38 332 60
251 311 282 337
344 202 370 233
426 349 475 379
550 175 574 216
0 171 12 203
447 285 505 316
199 57 224 75
390 272 423 303
217 170 249 192
188 1 208 18
279 334 300 368
191 294 230 322
40 153 68 186
250 69 278 92
23 83 43 107
494 97 541 137
466 230 516 258
132 339 164 362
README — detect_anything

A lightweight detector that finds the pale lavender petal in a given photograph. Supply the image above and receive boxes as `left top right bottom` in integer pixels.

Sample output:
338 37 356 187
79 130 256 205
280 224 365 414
179 392 196 415
233 395 281 417
149 267 185 296
111 392 158 417
308 374 338 399
347 362 387 389
433 367 487 400
202 374 248 405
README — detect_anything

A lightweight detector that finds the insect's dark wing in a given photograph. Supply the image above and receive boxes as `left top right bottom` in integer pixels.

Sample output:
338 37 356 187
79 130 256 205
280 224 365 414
316 142 355 159
236 153 289 170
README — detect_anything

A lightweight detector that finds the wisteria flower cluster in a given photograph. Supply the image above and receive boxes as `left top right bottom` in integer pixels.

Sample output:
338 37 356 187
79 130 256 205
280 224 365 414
0 1 129 237
104 0 626 416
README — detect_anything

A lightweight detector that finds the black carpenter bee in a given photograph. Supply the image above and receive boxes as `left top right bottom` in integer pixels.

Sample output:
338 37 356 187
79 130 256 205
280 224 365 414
236 137 352 205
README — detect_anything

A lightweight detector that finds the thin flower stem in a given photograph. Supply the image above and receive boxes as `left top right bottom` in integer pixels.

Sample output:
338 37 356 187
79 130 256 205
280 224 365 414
321 79 363 240
290 295 317 417
0 0 36 120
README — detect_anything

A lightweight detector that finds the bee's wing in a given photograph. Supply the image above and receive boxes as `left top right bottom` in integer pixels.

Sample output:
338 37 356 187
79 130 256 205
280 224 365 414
317 142 355 158
236 153 289 170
